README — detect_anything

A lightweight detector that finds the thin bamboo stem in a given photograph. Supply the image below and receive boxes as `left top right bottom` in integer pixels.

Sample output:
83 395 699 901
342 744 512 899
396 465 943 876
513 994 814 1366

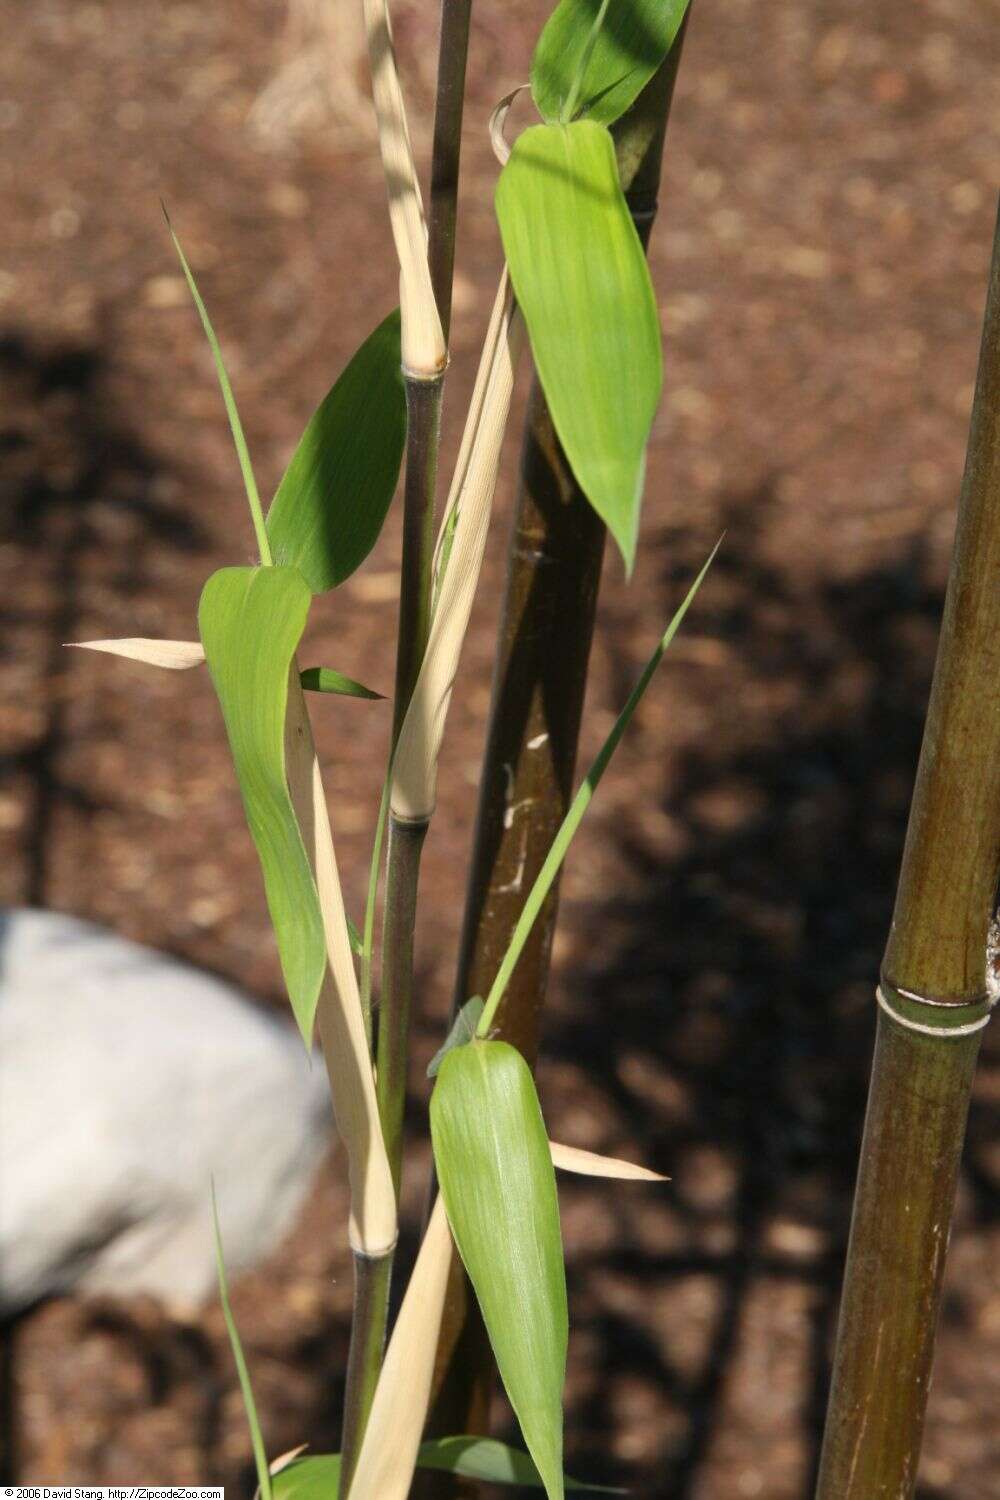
428 0 473 341
340 0 472 1474
339 1251 393 1495
418 23 691 1477
815 200 1000 1499
377 815 429 1201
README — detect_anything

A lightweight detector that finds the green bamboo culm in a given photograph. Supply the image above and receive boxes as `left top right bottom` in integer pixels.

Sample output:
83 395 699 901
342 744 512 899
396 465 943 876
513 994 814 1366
815 200 1000 1499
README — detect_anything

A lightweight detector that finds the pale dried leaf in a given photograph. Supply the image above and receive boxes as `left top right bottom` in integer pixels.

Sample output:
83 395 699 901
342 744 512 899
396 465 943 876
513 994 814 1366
284 676 397 1256
549 1140 667 1182
70 638 206 670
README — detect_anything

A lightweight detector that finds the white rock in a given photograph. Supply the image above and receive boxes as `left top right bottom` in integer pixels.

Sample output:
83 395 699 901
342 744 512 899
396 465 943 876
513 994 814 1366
0 909 333 1315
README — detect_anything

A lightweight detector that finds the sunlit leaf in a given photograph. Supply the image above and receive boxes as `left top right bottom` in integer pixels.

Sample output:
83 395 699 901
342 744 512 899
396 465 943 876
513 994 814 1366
496 121 661 572
427 996 485 1078
199 566 325 1042
273 1443 620 1499
431 1040 567 1500
165 209 272 565
70 638 206 670
532 0 690 126
272 1455 340 1500
267 311 406 593
418 1437 624 1492
213 1186 272 1500
299 666 384 700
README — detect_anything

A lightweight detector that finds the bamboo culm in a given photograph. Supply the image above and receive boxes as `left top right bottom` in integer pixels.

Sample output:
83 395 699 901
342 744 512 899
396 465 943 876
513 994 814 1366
815 199 1000 1499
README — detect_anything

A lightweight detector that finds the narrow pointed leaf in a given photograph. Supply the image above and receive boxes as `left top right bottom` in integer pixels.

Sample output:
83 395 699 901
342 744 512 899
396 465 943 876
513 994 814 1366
165 211 271 564
70 638 206 670
496 122 661 572
299 666 384 700
550 1140 666 1181
418 1437 624 1493
199 566 325 1042
427 995 485 1077
267 311 406 593
431 1040 567 1500
532 0 690 126
346 914 365 957
478 543 719 1035
213 1186 273 1500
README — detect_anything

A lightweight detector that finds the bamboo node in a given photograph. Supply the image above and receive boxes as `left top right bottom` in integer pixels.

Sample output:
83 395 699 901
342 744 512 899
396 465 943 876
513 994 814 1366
875 983 995 1038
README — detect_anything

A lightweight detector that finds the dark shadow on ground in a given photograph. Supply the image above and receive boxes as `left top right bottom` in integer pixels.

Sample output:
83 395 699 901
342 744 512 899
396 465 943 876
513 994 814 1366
0 326 206 907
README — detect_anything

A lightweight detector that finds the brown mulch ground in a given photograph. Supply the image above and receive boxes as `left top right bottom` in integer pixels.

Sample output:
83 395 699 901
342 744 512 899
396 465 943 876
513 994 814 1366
2 0 999 1495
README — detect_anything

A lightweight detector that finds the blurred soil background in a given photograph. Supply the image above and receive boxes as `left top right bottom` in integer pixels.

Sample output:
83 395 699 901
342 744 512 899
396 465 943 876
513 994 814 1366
1 0 999 1495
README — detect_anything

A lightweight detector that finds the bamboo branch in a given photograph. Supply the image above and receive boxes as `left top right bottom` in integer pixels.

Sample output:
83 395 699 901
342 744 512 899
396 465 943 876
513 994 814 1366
342 0 472 1476
418 25 692 1467
815 200 1000 1498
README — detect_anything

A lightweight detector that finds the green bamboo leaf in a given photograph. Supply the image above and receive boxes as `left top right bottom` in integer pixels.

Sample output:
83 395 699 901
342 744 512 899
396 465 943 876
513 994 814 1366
299 666 384 700
496 121 661 573
478 543 719 1037
213 1185 273 1500
199 566 325 1042
270 1443 620 1498
431 1040 568 1500
532 0 690 126
346 914 364 957
271 1456 340 1500
426 996 485 1078
418 1436 625 1492
266 311 406 592
164 208 272 566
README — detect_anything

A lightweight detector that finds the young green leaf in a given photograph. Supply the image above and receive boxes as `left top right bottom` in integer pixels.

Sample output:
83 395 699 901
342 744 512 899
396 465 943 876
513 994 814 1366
272 1444 620 1498
164 209 272 566
272 1456 341 1500
299 666 384 700
199 566 325 1042
267 311 406 593
532 0 690 127
478 543 719 1036
431 1040 568 1500
426 996 485 1077
213 1186 273 1500
345 914 365 957
496 121 661 573
418 1437 624 1493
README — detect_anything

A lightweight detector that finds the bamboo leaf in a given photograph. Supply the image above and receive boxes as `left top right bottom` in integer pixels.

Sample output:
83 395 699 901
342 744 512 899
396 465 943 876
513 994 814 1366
418 1437 624 1492
532 0 690 126
164 209 272 565
549 1140 666 1182
70 638 206 670
274 1444 621 1498
346 915 365 957
426 996 485 1077
431 1040 568 1500
267 312 406 593
213 1185 273 1500
299 667 384 700
496 121 661 573
478 543 719 1036
199 566 325 1042
272 1456 341 1500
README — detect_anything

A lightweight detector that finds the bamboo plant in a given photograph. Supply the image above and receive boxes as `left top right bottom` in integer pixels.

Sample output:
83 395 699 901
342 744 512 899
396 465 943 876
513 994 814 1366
815 200 1000 1498
78 3 711 1498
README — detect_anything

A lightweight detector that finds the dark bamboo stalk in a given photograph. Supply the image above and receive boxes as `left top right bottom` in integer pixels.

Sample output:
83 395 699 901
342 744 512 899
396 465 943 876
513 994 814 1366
377 815 429 1200
428 0 473 341
815 201 1000 1499
418 23 691 1471
339 1252 393 1495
